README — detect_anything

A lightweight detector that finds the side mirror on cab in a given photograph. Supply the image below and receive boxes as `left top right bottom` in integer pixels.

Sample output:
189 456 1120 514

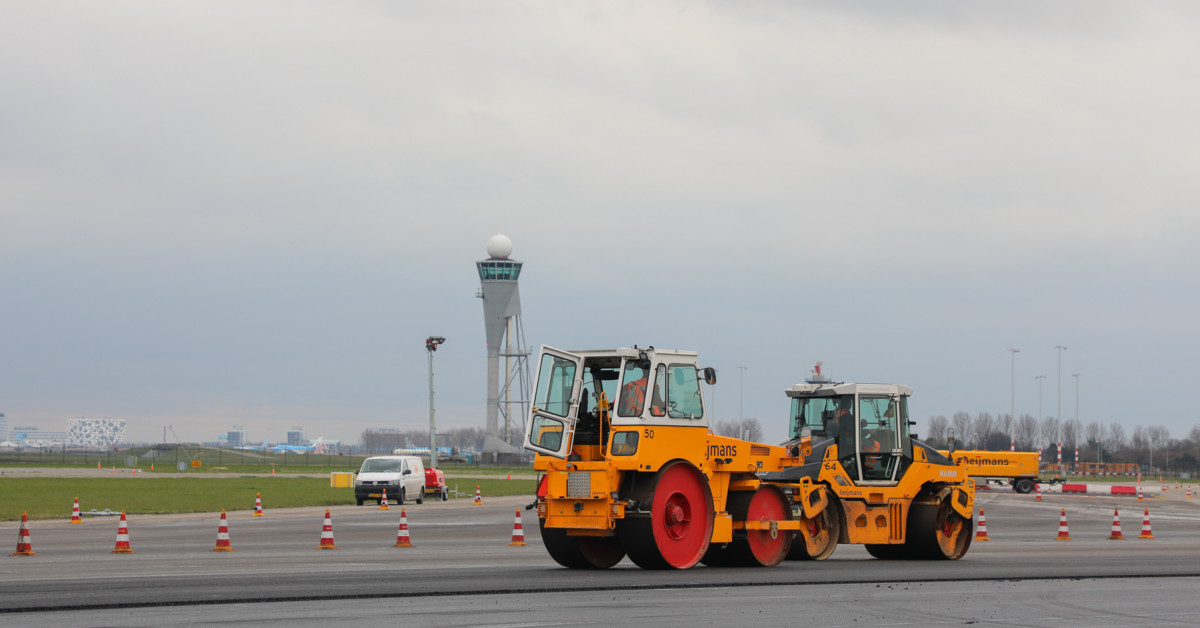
701 367 717 385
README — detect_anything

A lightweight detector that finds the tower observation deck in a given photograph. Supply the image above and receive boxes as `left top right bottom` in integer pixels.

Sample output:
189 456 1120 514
476 234 531 456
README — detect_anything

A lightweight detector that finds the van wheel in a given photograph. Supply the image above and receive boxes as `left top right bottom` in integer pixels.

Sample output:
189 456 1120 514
356 498 364 506
442 488 449 501
417 490 424 505
398 489 406 505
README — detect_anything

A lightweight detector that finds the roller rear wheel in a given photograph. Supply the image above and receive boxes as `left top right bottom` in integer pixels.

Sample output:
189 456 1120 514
788 496 841 561
539 519 626 569
908 498 973 560
719 486 791 567
619 462 714 569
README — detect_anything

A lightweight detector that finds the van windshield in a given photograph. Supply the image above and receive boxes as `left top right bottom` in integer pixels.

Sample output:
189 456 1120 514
361 459 403 473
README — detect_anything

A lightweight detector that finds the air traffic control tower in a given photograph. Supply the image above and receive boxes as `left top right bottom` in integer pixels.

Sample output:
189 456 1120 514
476 234 531 454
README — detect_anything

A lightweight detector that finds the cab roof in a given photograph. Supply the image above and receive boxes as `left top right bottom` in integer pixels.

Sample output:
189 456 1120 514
785 382 914 398
562 347 699 360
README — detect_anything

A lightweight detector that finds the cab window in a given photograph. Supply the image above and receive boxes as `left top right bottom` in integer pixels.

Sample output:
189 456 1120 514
859 395 898 452
533 353 577 418
531 417 564 450
790 395 853 438
617 360 650 417
859 395 902 482
666 365 703 419
650 365 667 417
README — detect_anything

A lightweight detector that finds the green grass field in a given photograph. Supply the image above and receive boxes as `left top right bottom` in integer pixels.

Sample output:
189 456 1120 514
8 462 532 475
0 452 533 477
1 476 536 521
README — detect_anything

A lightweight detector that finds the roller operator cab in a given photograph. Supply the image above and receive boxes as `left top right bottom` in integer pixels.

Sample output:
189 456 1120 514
525 346 815 570
767 381 975 560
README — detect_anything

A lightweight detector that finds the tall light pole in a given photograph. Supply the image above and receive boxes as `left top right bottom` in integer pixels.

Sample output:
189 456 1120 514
426 336 446 470
1072 372 1080 470
1009 348 1019 451
1055 344 1067 467
1035 374 1046 458
738 366 748 424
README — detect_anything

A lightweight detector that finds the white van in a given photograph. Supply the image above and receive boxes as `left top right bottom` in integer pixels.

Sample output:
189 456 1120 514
354 455 427 505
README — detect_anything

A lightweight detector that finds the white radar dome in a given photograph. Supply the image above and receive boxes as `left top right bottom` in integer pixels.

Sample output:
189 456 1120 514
486 234 513 259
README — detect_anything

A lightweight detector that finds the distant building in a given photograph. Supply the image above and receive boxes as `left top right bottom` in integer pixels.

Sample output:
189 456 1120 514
11 426 67 446
226 426 247 448
287 428 305 446
67 418 127 448
0 413 7 441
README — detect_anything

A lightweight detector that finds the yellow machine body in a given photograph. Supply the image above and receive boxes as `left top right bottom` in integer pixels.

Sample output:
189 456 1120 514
525 346 974 569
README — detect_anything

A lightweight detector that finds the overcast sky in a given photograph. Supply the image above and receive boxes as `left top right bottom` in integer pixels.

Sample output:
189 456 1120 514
3 2 1199 447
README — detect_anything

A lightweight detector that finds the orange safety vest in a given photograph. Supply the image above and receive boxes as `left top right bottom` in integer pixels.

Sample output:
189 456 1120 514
619 378 647 415
862 432 884 474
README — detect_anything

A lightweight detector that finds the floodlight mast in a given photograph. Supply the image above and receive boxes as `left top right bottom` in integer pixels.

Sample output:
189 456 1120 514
426 336 445 469
1009 348 1019 452
1055 345 1067 467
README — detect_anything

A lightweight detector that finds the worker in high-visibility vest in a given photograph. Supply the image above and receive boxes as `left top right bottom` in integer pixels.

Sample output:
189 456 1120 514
619 375 647 416
619 361 650 416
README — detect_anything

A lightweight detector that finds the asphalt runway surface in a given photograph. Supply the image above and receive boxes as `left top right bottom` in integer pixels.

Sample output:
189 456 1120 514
4 488 1200 626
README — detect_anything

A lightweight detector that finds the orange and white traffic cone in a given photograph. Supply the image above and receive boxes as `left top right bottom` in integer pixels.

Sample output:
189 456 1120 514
69 497 83 524
316 509 339 550
1139 508 1155 539
211 509 235 551
393 509 414 548
1055 508 1072 541
474 485 483 505
975 510 990 541
112 511 134 553
1188 487 1193 498
1138 485 1144 501
253 493 264 517
1108 509 1125 540
380 489 390 511
1035 484 1043 501
11 511 36 556
508 510 526 546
